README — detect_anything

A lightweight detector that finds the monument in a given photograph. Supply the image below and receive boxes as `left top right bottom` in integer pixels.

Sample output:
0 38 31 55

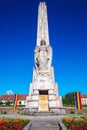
26 2 65 114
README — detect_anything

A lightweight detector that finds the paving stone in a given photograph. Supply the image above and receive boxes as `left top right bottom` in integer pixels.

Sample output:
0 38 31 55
30 120 60 130
30 127 59 130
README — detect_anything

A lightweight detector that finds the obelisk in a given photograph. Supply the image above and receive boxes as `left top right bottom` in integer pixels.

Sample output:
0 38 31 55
26 2 65 114
37 2 49 46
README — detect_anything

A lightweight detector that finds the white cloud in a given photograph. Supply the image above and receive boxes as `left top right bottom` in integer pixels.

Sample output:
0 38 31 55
6 90 14 95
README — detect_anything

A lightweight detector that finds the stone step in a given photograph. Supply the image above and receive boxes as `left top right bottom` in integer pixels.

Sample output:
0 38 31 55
30 127 59 130
30 121 60 130
22 108 66 115
23 120 67 130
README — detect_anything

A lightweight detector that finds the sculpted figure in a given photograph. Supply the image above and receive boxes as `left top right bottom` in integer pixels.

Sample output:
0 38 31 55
35 40 52 72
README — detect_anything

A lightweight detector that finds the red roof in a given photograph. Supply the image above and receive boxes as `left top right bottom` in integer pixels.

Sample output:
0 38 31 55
0 94 28 101
81 94 87 98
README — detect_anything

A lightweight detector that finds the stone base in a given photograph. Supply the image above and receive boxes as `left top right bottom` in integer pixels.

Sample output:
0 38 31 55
26 94 63 111
50 108 66 114
22 108 38 115
22 107 66 115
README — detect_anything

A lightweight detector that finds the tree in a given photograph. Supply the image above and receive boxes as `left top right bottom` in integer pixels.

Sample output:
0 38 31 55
5 101 12 106
63 92 75 106
0 101 3 105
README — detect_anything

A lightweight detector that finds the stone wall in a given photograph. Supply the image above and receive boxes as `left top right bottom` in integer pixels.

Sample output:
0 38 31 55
65 107 87 114
0 107 87 114
0 107 23 114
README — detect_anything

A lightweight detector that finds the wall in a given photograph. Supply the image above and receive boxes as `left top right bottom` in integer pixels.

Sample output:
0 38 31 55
0 107 87 114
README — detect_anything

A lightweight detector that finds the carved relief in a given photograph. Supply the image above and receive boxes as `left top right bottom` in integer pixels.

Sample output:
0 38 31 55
35 40 52 74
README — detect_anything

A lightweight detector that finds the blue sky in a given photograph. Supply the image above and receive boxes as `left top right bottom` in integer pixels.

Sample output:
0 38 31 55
0 0 87 96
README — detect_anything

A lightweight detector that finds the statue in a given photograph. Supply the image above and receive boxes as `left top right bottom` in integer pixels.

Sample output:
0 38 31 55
35 40 52 73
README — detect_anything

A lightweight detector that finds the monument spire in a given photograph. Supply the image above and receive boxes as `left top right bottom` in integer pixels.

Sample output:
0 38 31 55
37 2 49 46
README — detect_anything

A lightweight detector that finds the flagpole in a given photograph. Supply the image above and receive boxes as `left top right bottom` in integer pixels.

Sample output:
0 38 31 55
74 92 77 115
13 94 16 113
75 107 77 115
13 94 19 110
74 92 82 115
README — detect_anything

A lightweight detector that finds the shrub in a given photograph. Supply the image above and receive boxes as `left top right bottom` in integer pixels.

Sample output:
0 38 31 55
0 118 29 130
62 117 87 130
0 111 7 114
3 111 7 114
70 111 75 114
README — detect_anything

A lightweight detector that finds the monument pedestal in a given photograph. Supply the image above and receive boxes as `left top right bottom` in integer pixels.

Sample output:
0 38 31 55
26 67 64 113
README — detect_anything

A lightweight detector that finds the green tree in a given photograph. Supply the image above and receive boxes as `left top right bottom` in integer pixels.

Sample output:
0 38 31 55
0 101 3 105
5 101 12 106
63 92 75 106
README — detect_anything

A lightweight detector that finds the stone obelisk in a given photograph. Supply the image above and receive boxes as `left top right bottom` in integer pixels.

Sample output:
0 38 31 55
26 2 65 113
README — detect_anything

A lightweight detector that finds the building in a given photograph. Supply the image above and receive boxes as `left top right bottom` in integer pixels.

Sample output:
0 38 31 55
26 2 65 114
0 94 86 106
0 94 28 106
81 94 87 105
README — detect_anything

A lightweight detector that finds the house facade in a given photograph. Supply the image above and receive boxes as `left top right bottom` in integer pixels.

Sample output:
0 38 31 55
0 94 28 106
0 94 87 106
81 95 87 105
